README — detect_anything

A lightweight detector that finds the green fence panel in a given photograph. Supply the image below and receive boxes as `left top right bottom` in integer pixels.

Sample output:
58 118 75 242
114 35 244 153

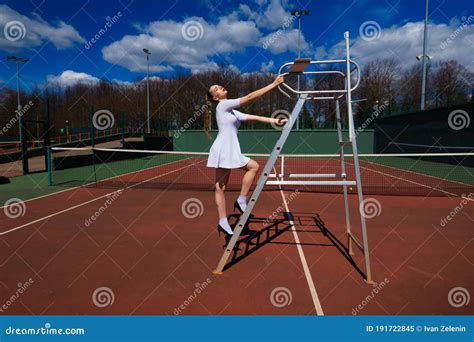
171 129 375 154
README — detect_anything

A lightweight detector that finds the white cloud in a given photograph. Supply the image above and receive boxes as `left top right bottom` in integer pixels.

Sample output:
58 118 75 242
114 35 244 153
256 0 290 30
46 70 99 87
139 76 163 82
112 79 134 87
0 5 84 51
146 76 162 81
322 18 474 71
112 76 166 87
260 60 274 72
239 0 307 54
261 28 309 54
241 71 261 78
239 0 291 30
238 4 254 18
102 16 260 74
101 0 306 73
314 46 327 60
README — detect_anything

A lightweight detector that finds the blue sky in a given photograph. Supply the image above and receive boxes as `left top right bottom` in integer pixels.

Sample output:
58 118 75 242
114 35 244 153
0 0 472 91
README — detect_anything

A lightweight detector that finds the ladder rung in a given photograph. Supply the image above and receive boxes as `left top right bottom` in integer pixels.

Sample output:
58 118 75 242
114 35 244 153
339 141 352 146
269 173 346 178
348 232 365 253
267 180 357 186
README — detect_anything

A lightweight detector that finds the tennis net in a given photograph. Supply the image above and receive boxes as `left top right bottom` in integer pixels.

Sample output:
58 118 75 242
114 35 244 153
48 147 474 197
386 142 474 153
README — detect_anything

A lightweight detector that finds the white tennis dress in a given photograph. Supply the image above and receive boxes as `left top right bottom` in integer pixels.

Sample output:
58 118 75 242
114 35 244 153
206 98 250 169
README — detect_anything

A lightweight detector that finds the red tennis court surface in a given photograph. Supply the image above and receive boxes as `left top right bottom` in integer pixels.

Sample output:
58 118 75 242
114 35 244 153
0 162 472 315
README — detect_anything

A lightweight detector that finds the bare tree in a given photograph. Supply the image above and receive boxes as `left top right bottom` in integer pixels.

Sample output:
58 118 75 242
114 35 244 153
430 60 472 107
397 64 422 112
355 58 400 118
0 58 472 142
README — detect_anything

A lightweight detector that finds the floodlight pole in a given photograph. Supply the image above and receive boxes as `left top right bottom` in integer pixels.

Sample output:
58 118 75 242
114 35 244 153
15 62 21 111
7 56 29 174
420 0 429 110
143 48 151 134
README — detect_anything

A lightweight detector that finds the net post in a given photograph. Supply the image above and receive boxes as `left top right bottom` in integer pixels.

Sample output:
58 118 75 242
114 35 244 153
120 112 125 146
44 97 51 172
89 106 98 185
47 146 52 186
91 148 98 185
89 106 96 147
20 115 29 175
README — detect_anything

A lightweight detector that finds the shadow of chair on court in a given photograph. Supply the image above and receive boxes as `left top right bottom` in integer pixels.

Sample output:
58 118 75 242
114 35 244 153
222 212 368 281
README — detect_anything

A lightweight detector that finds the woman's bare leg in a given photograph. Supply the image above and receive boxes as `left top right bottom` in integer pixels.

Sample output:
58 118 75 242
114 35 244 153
234 159 260 213
240 159 259 197
215 168 231 220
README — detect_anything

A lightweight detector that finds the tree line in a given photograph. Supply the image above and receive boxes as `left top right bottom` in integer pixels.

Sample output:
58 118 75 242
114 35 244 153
0 58 472 140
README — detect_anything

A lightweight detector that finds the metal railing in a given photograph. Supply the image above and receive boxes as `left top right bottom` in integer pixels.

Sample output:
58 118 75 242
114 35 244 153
277 59 361 99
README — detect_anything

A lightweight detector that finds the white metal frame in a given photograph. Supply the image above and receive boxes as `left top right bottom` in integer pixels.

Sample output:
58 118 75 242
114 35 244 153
213 32 374 284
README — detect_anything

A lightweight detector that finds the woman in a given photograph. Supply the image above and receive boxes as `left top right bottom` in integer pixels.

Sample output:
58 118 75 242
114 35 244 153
205 75 287 240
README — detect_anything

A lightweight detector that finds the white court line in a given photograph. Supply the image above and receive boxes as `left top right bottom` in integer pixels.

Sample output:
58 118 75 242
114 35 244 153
275 172 324 315
0 159 205 236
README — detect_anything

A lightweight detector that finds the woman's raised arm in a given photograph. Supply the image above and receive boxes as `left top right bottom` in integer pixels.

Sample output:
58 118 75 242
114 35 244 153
239 75 284 106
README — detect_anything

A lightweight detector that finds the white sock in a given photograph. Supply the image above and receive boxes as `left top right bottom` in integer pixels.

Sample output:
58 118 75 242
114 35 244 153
219 218 233 235
237 195 247 211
